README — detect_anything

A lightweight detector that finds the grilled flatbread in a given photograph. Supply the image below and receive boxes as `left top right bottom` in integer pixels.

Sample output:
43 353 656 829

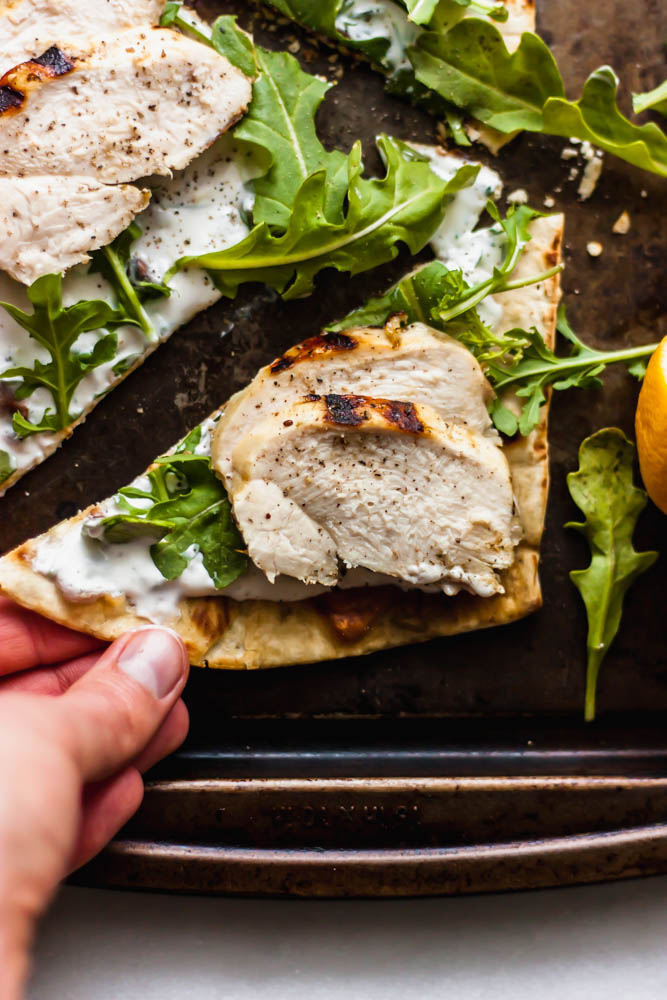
0 215 563 669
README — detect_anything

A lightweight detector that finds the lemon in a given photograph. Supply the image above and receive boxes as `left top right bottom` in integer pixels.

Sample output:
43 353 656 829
636 337 667 515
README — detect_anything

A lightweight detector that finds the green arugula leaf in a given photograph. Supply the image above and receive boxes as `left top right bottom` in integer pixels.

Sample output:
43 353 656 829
485 308 658 437
266 0 400 66
566 429 658 721
431 269 530 361
170 137 479 300
0 275 127 437
175 423 205 454
329 260 448 329
160 2 182 27
161 1 214 47
414 25 666 176
99 428 247 589
633 80 667 117
443 107 472 145
329 259 530 363
0 450 14 486
538 67 667 177
209 16 349 229
401 0 441 23
401 0 507 24
409 19 563 132
164 12 475 295
210 15 259 78
89 222 170 344
264 1 667 176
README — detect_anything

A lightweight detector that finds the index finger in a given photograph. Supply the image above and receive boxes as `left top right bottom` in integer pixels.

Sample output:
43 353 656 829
0 598 103 676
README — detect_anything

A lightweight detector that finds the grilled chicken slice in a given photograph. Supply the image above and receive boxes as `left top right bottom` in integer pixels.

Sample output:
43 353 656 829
0 176 149 284
214 323 496 486
221 394 519 597
0 28 252 182
0 0 164 69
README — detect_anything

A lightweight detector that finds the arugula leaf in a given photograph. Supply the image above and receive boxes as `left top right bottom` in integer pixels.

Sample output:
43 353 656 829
99 429 247 589
0 275 127 437
329 260 448 329
401 0 507 24
267 0 404 66
443 107 472 145
90 222 170 344
566 429 658 721
401 0 441 23
175 423 205 455
410 18 563 131
329 259 531 363
210 14 259 78
161 1 215 47
432 270 530 360
210 16 349 230
161 2 182 27
412 16 667 177
0 450 13 486
538 67 667 178
170 137 479 300
415 26 667 174
164 13 476 296
264 1 667 176
485 308 658 437
633 80 667 117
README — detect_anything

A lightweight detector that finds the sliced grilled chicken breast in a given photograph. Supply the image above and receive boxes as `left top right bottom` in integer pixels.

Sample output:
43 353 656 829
223 394 519 598
0 176 149 284
0 28 252 182
0 0 164 69
214 323 496 486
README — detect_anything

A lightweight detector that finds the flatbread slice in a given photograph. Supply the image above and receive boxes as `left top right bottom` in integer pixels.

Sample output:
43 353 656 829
0 215 563 669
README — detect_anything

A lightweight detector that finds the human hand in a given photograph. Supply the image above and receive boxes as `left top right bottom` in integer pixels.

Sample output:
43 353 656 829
0 599 190 1000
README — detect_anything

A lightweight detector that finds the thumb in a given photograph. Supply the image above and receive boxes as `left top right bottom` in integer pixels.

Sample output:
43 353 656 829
54 626 189 784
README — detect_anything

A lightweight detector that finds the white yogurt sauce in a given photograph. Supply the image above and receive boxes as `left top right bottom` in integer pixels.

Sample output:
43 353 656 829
336 0 420 72
33 515 221 622
33 515 458 623
412 144 506 329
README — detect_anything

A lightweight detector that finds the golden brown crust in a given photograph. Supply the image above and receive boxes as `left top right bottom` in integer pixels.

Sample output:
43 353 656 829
0 215 563 670
0 538 541 668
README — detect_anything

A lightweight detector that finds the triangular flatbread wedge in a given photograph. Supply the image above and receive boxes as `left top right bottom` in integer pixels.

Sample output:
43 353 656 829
0 215 563 669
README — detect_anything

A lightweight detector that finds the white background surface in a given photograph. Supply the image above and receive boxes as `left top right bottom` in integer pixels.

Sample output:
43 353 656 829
29 877 667 998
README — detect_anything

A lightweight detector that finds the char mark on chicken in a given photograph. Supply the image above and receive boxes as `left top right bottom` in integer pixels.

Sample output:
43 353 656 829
0 45 74 116
269 331 360 374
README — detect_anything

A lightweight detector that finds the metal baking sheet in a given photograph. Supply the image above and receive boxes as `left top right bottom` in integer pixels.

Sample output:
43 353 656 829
2 0 667 895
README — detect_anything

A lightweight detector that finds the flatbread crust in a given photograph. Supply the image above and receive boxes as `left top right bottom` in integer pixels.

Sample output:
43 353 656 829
0 215 563 669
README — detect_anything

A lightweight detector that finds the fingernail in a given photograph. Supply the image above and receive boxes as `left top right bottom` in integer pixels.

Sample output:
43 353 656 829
117 627 188 699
